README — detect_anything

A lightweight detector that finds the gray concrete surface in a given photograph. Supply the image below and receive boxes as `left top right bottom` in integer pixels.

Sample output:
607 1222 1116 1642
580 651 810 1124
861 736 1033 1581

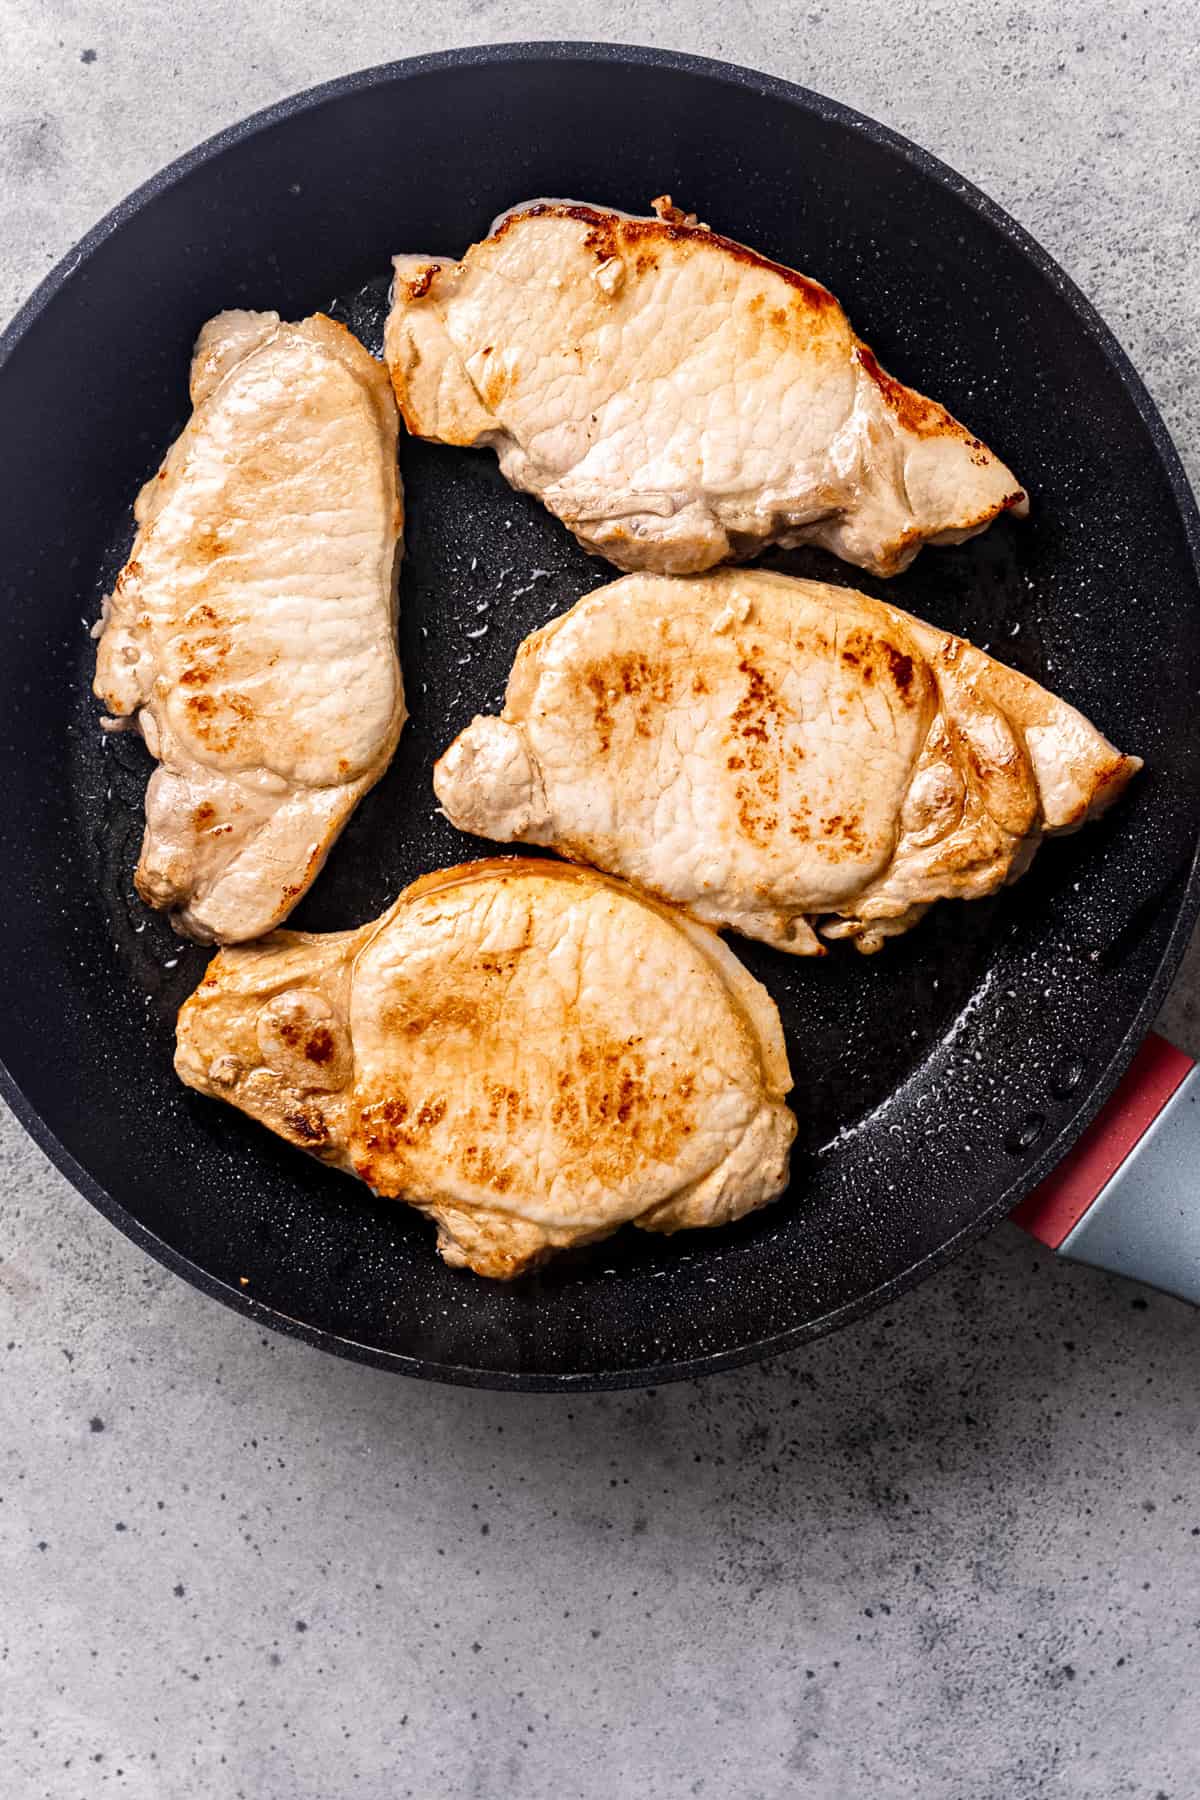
2 4 1200 1796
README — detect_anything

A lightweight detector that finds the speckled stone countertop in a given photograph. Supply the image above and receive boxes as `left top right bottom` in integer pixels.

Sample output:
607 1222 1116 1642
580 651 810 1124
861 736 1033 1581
2 7 1199 1797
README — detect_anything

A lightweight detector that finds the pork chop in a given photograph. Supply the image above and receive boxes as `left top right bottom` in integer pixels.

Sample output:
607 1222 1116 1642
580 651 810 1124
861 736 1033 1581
384 198 1026 579
94 310 405 943
434 570 1140 954
175 859 795 1279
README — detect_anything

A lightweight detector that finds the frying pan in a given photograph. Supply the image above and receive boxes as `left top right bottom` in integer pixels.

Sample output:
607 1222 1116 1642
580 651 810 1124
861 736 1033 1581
2 44 1199 1391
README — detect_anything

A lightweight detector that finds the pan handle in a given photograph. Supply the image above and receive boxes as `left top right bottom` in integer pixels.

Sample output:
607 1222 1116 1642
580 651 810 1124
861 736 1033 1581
1012 1034 1200 1302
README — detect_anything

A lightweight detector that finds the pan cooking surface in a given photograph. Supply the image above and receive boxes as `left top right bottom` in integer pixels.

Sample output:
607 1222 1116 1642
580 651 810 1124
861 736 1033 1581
3 46 1200 1386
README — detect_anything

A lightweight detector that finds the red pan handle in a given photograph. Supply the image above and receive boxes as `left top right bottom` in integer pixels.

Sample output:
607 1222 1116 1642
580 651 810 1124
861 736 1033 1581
1012 1033 1200 1301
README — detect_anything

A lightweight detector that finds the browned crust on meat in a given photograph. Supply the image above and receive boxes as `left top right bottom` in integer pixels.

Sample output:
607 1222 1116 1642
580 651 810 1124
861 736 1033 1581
401 264 439 302
1043 750 1141 831
487 201 840 315
852 344 972 442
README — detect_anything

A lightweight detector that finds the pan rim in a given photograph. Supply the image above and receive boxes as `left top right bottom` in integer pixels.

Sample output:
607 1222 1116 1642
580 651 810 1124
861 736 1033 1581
2 39 1199 1390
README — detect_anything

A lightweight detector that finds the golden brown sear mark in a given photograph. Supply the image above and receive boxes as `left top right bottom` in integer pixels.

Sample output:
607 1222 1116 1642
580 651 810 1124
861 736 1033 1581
484 1081 526 1128
839 627 920 701
883 643 915 695
502 201 839 315
550 1037 699 1180
274 1014 337 1066
188 524 229 563
358 1093 447 1159
284 1106 329 1146
184 689 253 752
176 624 232 689
582 653 676 751
853 345 970 442
585 670 613 752
736 799 778 846
733 656 778 733
728 655 786 846
404 264 438 301
461 1144 515 1193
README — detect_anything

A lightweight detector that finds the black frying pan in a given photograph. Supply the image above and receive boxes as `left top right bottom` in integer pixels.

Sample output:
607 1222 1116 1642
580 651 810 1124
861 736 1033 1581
1 44 1198 1390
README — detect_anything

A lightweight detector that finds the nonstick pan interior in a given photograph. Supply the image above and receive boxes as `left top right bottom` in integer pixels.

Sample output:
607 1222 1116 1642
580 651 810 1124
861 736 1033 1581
1 45 1199 1388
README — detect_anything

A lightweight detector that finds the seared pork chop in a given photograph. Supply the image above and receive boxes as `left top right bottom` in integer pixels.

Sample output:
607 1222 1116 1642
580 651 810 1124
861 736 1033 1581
385 198 1026 579
175 860 795 1278
435 570 1139 954
94 310 404 943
